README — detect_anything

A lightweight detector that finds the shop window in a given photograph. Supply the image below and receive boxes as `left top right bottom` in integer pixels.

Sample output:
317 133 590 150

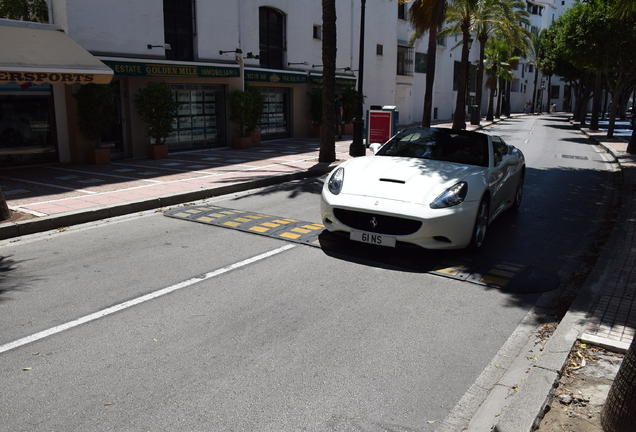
257 87 289 140
259 7 286 70
163 0 195 61
397 45 414 76
0 84 56 166
165 84 225 149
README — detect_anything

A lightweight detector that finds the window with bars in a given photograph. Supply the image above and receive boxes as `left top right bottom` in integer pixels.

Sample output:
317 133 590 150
397 45 414 76
163 0 195 61
259 7 286 70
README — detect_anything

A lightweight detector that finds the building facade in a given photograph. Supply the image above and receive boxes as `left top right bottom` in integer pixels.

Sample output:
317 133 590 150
0 0 574 166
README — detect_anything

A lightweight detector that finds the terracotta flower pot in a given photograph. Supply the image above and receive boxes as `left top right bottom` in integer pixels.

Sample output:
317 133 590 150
232 136 252 149
86 148 111 165
147 144 169 159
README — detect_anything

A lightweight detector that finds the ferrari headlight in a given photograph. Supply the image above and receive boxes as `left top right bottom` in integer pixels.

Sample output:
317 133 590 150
430 182 468 209
327 167 344 195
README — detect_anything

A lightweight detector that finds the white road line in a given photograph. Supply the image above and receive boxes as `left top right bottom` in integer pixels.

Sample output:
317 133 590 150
0 244 296 355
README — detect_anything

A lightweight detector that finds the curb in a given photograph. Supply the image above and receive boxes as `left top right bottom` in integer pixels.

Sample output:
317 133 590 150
494 125 628 432
0 162 336 241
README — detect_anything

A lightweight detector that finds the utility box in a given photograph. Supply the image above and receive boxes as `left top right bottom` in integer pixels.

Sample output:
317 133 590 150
367 105 398 146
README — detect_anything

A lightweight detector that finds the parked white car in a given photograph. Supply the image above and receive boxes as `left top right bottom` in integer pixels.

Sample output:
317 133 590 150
321 127 525 251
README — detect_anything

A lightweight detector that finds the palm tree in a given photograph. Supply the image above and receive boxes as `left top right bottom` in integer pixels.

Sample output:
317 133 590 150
406 0 447 127
319 0 337 163
483 38 516 121
473 0 530 123
441 0 479 129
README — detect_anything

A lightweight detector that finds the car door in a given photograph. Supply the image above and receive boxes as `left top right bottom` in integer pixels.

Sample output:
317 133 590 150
489 136 516 218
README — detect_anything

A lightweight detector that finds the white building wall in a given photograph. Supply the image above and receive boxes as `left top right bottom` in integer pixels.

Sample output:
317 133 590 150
47 0 578 146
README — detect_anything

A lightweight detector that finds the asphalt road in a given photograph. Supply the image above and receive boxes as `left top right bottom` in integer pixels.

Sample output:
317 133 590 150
0 116 615 431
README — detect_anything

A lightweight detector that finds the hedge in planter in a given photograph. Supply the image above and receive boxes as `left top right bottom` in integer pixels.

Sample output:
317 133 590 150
134 81 179 147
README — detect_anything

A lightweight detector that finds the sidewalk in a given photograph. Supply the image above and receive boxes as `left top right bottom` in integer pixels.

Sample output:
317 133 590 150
1 115 634 431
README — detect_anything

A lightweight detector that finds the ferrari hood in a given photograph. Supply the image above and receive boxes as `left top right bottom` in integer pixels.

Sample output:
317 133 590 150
340 155 483 204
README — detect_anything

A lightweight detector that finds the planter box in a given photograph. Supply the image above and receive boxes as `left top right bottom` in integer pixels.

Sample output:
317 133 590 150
250 130 261 146
232 136 252 149
86 148 111 165
147 144 169 159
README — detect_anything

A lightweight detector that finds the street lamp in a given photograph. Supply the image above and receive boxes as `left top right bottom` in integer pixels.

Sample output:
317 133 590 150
350 0 367 157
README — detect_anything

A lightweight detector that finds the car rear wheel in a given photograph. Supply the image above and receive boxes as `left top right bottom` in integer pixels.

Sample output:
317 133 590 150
468 197 489 252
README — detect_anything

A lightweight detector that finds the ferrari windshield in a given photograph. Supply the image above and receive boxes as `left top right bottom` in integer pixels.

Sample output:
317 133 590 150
376 128 489 167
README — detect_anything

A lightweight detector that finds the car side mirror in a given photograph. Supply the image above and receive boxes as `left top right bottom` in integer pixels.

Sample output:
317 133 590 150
369 143 382 154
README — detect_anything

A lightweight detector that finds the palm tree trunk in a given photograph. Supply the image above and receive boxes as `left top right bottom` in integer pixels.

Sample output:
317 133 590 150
0 188 11 222
626 129 636 154
452 32 471 129
319 0 337 163
422 26 438 127
487 87 495 121
601 340 636 432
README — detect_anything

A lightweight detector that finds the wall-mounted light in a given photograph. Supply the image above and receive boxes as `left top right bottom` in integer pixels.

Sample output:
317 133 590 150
148 44 171 50
312 64 323 68
219 49 243 55
245 52 260 59
288 61 309 66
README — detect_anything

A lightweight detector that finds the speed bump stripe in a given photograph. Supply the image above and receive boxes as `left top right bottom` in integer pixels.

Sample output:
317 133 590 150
262 222 281 228
434 266 461 276
280 232 301 239
250 226 270 233
489 269 516 278
481 275 509 286
197 217 214 222
234 217 252 223
291 227 311 234
224 221 241 227
302 224 323 230
172 212 191 218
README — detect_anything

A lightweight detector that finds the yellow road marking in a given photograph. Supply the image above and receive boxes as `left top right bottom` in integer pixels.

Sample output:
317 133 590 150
224 221 241 227
291 227 311 234
262 222 280 228
280 232 301 239
249 226 270 233
234 217 251 223
481 275 509 286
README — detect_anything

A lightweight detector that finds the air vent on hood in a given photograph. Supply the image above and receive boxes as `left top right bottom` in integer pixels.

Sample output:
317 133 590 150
379 178 406 184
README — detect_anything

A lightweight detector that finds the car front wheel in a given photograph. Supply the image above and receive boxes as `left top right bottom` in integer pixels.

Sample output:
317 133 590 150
468 197 489 252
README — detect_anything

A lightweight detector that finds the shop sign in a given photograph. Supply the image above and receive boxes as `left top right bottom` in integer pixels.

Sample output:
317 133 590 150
102 60 240 79
0 70 108 84
245 70 307 84
310 74 357 88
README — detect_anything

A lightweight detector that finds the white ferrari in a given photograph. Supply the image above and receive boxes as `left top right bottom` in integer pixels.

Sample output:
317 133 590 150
320 127 525 251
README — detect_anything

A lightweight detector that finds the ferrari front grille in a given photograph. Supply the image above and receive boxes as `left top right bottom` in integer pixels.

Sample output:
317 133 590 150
333 208 422 235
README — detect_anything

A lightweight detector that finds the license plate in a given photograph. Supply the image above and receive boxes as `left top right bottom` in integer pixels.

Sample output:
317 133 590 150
350 230 396 247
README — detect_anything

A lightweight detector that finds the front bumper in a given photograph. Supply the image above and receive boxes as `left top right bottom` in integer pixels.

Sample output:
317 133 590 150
320 192 480 250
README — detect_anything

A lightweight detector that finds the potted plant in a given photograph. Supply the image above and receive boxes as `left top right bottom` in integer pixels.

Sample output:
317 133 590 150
73 83 117 164
308 87 323 137
340 86 359 135
134 81 179 159
229 88 255 148
243 85 265 145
